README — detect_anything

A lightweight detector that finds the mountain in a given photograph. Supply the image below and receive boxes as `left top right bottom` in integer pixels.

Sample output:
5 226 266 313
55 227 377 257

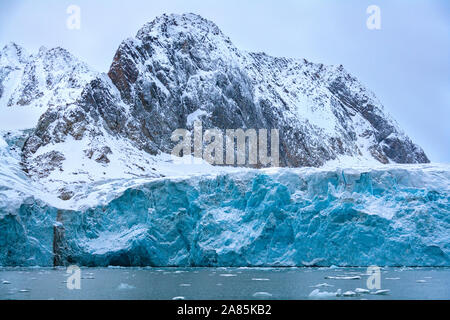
107 13 428 167
0 14 447 268
2 13 429 197
0 42 97 130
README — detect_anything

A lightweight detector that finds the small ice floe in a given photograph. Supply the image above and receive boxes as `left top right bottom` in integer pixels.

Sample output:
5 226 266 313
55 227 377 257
117 283 135 290
18 289 30 293
370 289 390 295
385 277 400 280
424 276 432 279
217 283 223 286
251 278 270 281
82 272 95 280
310 283 334 288
172 296 186 300
416 280 427 283
219 274 237 277
2 280 11 285
309 289 340 299
325 275 361 280
179 283 191 287
355 288 370 294
253 292 273 298
343 291 357 297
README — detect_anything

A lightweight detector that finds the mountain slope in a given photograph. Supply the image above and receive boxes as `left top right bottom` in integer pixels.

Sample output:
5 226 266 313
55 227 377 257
0 42 97 130
106 13 429 166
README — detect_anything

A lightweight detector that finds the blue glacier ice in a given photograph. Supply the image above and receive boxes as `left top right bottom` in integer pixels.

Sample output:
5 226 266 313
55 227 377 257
1 140 449 267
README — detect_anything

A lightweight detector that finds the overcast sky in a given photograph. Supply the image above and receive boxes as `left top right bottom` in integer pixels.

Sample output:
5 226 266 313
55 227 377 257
0 0 449 162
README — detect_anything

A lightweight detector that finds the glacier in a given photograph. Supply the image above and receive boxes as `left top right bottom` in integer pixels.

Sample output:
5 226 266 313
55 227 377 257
1 131 449 267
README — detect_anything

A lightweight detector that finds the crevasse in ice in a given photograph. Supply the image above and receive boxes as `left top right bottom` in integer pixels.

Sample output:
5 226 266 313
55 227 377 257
1 139 449 267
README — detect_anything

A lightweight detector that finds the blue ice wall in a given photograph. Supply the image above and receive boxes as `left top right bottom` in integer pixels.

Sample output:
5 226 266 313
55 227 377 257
1 166 449 267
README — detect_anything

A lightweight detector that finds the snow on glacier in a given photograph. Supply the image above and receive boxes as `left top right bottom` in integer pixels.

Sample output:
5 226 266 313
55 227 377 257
0 137 449 267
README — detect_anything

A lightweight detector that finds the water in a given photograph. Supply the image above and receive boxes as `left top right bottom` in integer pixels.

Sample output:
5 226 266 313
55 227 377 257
0 267 448 300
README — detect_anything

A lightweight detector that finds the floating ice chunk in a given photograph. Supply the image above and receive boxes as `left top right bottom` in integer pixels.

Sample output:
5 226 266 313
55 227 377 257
220 274 237 277
179 283 191 287
370 289 390 295
310 283 334 288
117 283 135 290
309 289 339 299
251 278 270 281
416 280 426 283
343 291 357 297
385 277 400 280
19 289 30 293
355 288 370 294
172 296 186 300
325 276 361 280
253 292 273 298
2 280 11 284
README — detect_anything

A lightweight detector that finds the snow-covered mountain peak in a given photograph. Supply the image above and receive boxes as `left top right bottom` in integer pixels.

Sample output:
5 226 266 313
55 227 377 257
0 42 29 66
106 13 428 168
0 43 98 130
1 13 430 199
137 13 229 43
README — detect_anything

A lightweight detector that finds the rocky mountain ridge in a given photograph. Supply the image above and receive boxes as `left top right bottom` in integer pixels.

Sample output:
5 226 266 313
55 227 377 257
0 13 429 197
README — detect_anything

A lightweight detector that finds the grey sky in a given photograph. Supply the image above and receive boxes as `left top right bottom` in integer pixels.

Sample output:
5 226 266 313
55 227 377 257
0 0 449 162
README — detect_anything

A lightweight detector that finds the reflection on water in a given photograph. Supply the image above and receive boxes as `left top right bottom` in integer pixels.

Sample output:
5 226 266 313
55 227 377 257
0 267 449 300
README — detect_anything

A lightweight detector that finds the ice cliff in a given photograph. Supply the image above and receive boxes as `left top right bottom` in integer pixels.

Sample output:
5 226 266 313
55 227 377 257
1 153 448 266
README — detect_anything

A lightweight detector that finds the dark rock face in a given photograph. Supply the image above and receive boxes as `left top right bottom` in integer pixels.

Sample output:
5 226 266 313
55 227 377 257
106 13 428 166
19 13 429 179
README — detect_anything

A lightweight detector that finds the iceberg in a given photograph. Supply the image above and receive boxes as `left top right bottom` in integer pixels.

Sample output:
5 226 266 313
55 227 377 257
1 148 449 267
